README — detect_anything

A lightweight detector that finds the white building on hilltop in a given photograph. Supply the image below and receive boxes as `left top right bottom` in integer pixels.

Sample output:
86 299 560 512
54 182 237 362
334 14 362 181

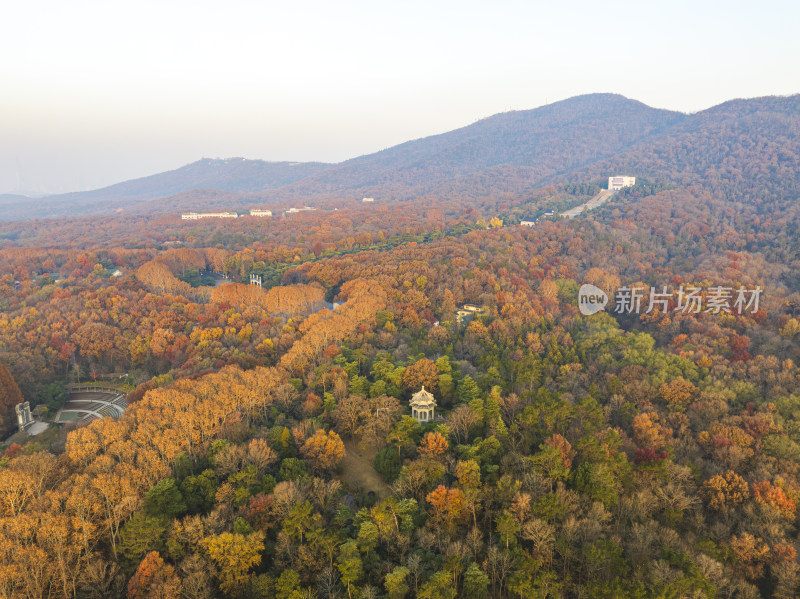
181 212 239 220
250 209 272 217
608 176 636 190
410 386 436 423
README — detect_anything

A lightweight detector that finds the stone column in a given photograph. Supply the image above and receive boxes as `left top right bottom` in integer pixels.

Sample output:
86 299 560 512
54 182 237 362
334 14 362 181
15 401 32 431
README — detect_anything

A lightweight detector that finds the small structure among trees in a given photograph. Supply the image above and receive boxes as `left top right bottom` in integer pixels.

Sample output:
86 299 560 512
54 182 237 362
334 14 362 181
15 401 32 432
410 386 436 424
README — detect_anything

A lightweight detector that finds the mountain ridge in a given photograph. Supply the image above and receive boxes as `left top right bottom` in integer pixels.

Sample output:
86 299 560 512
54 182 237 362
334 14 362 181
2 92 798 221
0 159 332 221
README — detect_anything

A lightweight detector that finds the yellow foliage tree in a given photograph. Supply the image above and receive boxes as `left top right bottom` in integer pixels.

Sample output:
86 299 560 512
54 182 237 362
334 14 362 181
729 533 770 580
659 377 698 411
702 470 750 511
201 531 265 594
455 459 481 489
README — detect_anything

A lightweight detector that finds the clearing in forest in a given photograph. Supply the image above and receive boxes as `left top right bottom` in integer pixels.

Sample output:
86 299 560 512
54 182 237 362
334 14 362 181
337 438 392 500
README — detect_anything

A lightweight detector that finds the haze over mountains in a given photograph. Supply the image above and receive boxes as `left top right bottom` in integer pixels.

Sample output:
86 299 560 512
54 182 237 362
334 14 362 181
3 93 798 222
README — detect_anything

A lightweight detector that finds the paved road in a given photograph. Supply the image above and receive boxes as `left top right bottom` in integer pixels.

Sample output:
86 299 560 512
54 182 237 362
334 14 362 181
561 189 617 219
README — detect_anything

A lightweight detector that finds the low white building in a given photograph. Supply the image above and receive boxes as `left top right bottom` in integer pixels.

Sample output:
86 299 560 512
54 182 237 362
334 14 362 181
456 304 485 324
608 176 636 190
181 212 239 220
284 207 317 215
362 197 374 203
520 220 538 227
250 209 272 217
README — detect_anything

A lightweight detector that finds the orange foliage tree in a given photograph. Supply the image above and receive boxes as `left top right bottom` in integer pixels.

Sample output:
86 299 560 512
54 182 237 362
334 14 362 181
127 551 182 599
543 434 576 469
752 481 796 517
402 358 439 393
632 412 672 449
418 432 449 458
301 429 346 473
136 260 193 296
426 485 466 526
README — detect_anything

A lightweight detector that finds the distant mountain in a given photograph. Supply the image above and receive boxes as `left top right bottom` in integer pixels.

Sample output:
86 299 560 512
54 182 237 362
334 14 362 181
0 193 35 207
263 94 684 200
261 93 799 205
0 159 331 221
2 93 798 222
135 188 251 214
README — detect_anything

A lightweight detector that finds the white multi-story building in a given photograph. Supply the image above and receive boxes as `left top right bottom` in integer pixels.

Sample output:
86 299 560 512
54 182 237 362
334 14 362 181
181 212 239 220
284 207 317 215
608 176 636 190
249 209 273 217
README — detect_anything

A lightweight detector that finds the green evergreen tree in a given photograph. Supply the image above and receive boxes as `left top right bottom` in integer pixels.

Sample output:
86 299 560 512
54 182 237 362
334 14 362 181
118 511 168 572
461 562 490 599
458 375 481 404
180 469 218 514
144 478 186 519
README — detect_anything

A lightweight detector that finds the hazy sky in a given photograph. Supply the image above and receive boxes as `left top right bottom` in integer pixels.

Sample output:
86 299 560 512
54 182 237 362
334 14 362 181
1 0 798 195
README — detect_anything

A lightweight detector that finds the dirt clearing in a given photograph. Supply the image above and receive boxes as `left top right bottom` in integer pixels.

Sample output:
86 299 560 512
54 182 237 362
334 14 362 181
336 438 392 500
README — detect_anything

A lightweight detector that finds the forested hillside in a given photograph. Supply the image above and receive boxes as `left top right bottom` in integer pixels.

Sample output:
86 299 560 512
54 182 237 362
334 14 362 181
576 95 800 206
0 93 799 598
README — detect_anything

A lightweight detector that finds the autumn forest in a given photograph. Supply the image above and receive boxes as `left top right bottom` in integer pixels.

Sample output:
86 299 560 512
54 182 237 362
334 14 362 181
1 94 800 599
